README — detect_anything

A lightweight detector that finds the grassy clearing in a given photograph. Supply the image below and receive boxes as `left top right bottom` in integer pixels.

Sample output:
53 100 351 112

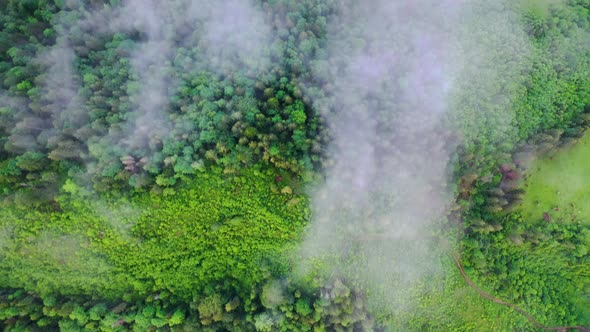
521 131 590 224
495 132 590 327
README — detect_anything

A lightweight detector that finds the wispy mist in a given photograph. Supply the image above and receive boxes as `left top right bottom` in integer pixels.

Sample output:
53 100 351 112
187 0 274 75
39 10 89 160
114 0 175 149
0 0 544 326
0 0 277 291
450 1 532 149
43 0 274 155
0 92 28 151
298 0 532 325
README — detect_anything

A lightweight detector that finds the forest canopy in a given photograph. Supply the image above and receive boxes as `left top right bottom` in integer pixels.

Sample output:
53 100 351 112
1 0 590 331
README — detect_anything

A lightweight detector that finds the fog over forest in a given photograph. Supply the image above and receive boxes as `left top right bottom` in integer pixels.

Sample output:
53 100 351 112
1 0 590 330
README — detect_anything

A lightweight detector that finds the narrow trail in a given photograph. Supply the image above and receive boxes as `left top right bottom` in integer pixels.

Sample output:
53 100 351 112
448 237 590 331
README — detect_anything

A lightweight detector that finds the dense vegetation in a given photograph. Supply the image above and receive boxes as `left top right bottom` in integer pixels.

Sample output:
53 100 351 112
1 0 590 330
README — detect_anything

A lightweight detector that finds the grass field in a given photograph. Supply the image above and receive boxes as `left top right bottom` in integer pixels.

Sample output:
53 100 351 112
521 132 590 224
0 167 309 301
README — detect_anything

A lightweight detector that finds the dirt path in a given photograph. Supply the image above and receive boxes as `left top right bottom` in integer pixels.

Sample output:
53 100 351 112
450 245 590 331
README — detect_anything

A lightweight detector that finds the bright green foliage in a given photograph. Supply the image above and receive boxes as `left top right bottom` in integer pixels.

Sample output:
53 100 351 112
521 131 590 224
0 167 317 330
1 0 590 331
197 294 224 325
402 256 534 331
0 167 308 301
454 3 590 326
462 213 590 326
168 308 185 326
470 130 590 326
452 0 590 183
